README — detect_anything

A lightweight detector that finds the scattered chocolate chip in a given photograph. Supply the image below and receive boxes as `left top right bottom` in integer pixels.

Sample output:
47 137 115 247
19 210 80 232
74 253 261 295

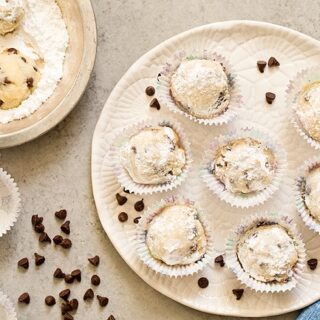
8 48 17 54
65 274 74 284
83 288 94 301
61 221 70 235
61 238 72 249
54 268 65 279
34 253 45 266
116 193 127 205
39 232 51 243
308 258 318 270
31 214 43 226
3 77 12 84
197 277 209 288
55 209 67 220
123 187 132 194
26 77 34 89
149 97 160 110
97 295 109 307
0 99 3 107
69 298 78 311
88 255 100 266
265 92 276 104
268 56 280 67
134 199 144 212
107 316 116 320
214 255 225 267
63 312 74 320
232 288 244 300
133 216 141 224
18 257 29 269
34 223 45 233
61 302 72 314
157 73 161 81
145 86 155 96
71 269 81 282
21 56 27 63
33 66 38 72
118 212 128 222
53 235 63 245
59 289 71 301
257 60 267 73
18 292 30 304
45 295 56 306
91 275 101 286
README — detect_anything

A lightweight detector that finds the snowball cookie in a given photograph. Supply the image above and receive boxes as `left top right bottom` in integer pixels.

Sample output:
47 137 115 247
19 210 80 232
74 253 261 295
237 224 298 283
121 126 186 185
170 59 230 119
295 81 320 142
304 165 320 222
213 137 277 194
0 48 40 110
146 204 207 266
0 0 24 35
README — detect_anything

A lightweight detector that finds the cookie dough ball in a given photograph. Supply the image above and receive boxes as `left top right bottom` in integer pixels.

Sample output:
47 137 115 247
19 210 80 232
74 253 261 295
170 59 230 119
213 137 277 194
121 126 186 185
0 0 24 35
146 204 207 265
0 48 40 110
304 166 320 222
295 81 320 142
237 224 298 283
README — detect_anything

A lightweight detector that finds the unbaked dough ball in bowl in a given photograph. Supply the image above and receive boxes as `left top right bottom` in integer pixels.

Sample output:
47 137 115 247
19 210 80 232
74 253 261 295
0 0 24 35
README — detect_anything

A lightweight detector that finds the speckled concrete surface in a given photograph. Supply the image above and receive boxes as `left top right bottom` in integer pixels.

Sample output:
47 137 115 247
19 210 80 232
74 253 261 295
0 0 320 319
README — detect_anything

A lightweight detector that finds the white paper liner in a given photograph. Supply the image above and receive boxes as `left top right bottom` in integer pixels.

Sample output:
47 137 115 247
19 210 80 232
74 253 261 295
295 156 320 234
157 50 243 126
110 117 192 195
225 213 306 293
286 67 320 149
0 168 21 237
200 126 287 208
135 196 213 277
0 291 17 320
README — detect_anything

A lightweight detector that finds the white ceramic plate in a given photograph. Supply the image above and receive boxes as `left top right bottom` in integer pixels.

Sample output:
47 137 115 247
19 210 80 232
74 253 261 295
92 21 320 317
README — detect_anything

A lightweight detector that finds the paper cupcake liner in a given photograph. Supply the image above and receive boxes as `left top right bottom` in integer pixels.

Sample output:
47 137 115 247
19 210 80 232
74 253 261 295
135 196 213 277
225 213 306 293
286 67 320 150
295 156 320 234
157 49 243 126
0 168 21 237
0 291 17 320
200 126 287 208
110 117 192 195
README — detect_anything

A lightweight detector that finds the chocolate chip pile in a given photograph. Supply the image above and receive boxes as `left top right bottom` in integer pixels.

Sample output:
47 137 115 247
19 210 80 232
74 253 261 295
17 210 115 320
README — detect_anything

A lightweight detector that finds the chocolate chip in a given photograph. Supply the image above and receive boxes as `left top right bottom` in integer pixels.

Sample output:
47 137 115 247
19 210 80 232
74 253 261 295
150 98 160 110
134 199 144 212
33 66 38 72
107 316 116 320
18 257 29 269
34 223 45 233
54 268 65 279
18 292 30 304
83 288 94 300
118 212 128 222
31 214 43 226
214 255 225 267
88 255 100 266
116 193 127 205
308 258 318 270
61 238 72 249
0 99 3 107
53 235 63 245
8 48 17 54
63 312 74 320
145 86 155 96
97 295 109 307
232 288 244 300
133 216 141 224
61 302 72 314
71 269 81 282
34 253 45 266
3 77 12 84
69 298 78 311
257 60 267 73
91 274 100 286
45 295 56 306
26 77 34 89
61 221 70 235
265 92 276 104
268 57 280 67
65 274 74 284
197 277 209 288
55 209 67 220
59 289 71 301
39 232 51 243
123 187 132 194
21 56 27 63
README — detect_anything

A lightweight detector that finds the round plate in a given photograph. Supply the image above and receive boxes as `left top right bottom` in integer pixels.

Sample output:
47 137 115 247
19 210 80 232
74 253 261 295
92 20 320 317
0 0 97 148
